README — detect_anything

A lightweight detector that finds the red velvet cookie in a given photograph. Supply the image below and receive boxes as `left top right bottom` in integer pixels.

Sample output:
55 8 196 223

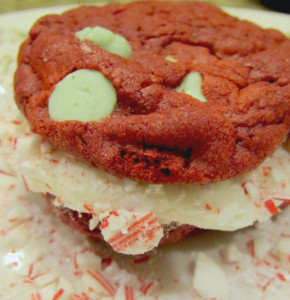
14 1 290 185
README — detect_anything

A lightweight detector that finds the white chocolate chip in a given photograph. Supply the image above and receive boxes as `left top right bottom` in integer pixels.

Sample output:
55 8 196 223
49 69 117 122
176 72 207 102
76 26 132 59
165 55 178 63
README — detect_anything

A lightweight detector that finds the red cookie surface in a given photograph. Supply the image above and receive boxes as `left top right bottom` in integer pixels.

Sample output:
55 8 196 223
14 1 290 184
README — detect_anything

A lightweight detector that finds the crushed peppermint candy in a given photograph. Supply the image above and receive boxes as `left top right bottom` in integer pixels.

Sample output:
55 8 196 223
264 200 279 215
100 210 163 255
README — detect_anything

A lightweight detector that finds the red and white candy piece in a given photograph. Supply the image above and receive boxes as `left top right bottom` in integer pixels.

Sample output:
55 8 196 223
100 209 163 255
272 194 290 203
264 193 290 215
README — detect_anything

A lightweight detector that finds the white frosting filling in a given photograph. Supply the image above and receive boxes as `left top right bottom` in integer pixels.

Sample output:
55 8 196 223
12 131 290 231
3 92 289 232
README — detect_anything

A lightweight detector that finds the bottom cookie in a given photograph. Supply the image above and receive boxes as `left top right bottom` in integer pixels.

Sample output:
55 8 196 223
44 193 199 249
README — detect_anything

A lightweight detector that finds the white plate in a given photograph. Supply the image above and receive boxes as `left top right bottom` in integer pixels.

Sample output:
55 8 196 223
0 5 289 300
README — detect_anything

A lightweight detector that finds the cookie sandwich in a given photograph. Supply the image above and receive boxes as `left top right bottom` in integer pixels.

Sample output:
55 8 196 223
13 1 290 255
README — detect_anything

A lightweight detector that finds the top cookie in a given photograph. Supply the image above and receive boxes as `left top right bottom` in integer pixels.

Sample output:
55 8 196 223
14 1 290 184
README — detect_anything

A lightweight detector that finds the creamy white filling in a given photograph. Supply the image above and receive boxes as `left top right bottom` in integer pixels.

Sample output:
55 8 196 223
2 97 289 232
12 127 289 231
